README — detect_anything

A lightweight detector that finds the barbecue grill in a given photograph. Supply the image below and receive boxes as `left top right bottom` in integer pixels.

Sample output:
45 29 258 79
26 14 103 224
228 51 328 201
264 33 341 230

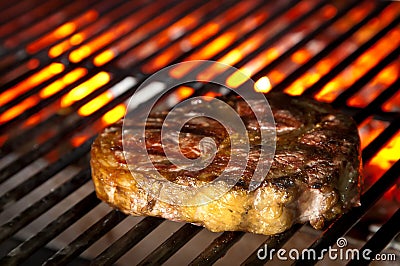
0 0 399 265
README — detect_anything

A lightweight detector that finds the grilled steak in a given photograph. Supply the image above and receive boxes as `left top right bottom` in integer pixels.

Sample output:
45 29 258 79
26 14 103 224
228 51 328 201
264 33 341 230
91 92 361 235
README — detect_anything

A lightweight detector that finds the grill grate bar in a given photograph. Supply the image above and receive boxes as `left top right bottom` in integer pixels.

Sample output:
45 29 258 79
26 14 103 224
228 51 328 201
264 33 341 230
81 0 221 68
129 0 299 75
347 208 400 266
0 0 127 74
0 1 169 102
204 0 330 78
138 223 203 265
91 217 164 266
0 0 56 26
293 159 400 265
0 138 93 209
353 79 400 124
0 113 66 155
0 1 399 264
128 0 277 74
44 210 126 265
304 15 400 97
362 118 399 163
0 0 72 42
241 224 303 265
235 0 360 78
0 0 98 58
0 0 276 177
0 0 155 91
0 0 214 127
331 46 400 107
189 231 245 266
0 168 91 244
0 192 100 265
263 2 392 92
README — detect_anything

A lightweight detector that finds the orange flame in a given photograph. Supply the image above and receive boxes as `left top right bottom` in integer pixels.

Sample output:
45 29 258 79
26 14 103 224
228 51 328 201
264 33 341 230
0 63 65 106
177 86 195 99
347 63 399 108
102 104 126 125
254 76 272 93
40 68 87 98
358 117 389 150
26 10 98 54
60 72 111 107
78 92 113 116
0 97 39 124
315 28 400 103
366 132 400 184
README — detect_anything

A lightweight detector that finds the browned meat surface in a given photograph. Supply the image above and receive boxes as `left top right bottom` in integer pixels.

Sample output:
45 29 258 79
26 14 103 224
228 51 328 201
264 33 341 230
90 92 361 235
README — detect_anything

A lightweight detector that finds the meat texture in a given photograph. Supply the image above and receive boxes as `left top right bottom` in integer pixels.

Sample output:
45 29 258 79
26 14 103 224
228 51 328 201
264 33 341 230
91 92 361 235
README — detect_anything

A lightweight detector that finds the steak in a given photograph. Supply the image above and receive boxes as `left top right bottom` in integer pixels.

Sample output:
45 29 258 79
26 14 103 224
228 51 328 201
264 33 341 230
90 92 361 235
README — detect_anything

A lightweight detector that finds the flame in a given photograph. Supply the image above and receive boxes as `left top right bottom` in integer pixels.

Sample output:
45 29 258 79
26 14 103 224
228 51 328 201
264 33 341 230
28 58 40 69
291 49 312 64
254 76 272 93
0 97 39 123
169 61 203 80
358 118 389 150
268 70 285 84
197 33 265 81
315 28 400 102
226 48 280 89
284 73 321 96
71 135 88 147
368 132 400 174
95 1 209 67
26 10 97 54
60 72 111 107
69 1 176 64
0 63 64 106
347 63 399 108
93 49 116 67
226 68 252 89
78 92 112 116
142 1 263 74
102 104 126 125
202 91 221 100
40 68 87 98
177 86 195 99
383 89 400 112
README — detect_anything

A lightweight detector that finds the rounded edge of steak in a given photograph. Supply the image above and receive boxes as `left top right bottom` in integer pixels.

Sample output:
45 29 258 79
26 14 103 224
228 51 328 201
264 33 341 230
90 92 362 235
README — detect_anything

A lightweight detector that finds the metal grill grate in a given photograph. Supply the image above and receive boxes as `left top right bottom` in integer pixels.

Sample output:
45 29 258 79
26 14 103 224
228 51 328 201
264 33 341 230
0 0 399 265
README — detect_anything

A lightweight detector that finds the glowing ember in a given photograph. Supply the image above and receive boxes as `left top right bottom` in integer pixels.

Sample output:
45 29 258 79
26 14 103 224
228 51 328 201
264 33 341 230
0 63 64 106
364 132 400 193
26 10 98 54
0 97 39 124
78 92 112 116
358 117 389 150
315 28 400 103
93 49 116 67
177 86 195 99
383 90 400 112
347 63 399 108
254 76 272 93
71 135 88 147
40 68 87 98
371 133 400 170
60 72 111 107
77 76 136 117
102 104 126 125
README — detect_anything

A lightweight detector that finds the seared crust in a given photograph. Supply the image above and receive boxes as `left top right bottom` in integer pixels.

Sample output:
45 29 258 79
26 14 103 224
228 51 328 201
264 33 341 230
91 92 361 235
